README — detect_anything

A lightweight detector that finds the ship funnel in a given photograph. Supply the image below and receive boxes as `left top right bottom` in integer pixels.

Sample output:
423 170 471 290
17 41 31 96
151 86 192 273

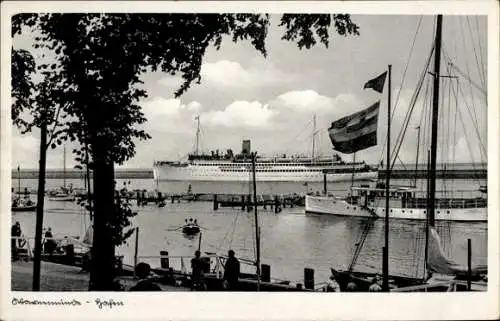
242 140 251 155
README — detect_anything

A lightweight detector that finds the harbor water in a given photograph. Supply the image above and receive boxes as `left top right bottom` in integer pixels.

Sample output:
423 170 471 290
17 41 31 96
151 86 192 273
11 177 488 285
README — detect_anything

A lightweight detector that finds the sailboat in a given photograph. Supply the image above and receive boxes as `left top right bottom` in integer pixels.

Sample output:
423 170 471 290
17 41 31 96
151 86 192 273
328 15 487 292
11 165 37 212
305 18 487 223
48 145 76 202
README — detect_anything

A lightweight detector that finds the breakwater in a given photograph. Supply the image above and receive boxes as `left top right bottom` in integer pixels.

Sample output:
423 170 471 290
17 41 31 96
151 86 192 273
378 169 487 180
12 169 154 180
12 167 487 180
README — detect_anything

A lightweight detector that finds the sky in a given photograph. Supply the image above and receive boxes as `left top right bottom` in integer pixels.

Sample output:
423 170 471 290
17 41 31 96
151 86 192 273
10 14 488 169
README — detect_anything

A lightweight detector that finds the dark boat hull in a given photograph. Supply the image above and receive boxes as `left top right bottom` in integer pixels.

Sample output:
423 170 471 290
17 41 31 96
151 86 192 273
182 226 200 235
331 269 424 292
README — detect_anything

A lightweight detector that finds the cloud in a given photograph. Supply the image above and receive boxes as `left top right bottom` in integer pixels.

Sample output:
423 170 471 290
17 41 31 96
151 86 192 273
275 90 362 115
199 60 295 88
201 100 277 128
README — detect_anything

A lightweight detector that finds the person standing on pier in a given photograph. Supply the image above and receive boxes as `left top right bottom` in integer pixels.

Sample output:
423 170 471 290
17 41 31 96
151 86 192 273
223 250 240 291
191 250 204 290
11 222 22 260
44 228 57 255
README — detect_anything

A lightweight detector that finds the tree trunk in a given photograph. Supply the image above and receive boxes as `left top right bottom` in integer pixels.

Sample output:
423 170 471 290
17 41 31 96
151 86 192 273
89 152 116 291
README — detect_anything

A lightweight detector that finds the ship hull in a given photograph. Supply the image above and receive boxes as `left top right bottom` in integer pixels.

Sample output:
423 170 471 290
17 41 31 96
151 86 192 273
153 165 378 182
305 195 487 222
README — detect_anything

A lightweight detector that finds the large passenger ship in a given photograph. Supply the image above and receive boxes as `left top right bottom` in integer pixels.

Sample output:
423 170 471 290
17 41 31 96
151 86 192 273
153 146 377 182
153 117 377 182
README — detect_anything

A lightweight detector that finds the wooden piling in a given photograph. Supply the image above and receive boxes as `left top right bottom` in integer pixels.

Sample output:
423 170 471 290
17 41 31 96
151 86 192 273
171 196 174 204
213 194 219 211
134 227 139 276
304 268 314 290
160 250 169 269
65 244 75 264
241 195 245 211
323 172 327 194
247 194 252 212
467 238 472 291
261 264 271 282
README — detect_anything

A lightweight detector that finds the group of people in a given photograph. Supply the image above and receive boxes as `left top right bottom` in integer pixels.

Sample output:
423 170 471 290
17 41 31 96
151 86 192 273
190 249 240 291
325 273 383 292
184 218 198 226
129 249 241 292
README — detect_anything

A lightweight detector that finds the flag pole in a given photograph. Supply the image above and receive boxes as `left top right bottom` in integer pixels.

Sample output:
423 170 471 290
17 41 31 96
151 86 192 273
383 64 392 292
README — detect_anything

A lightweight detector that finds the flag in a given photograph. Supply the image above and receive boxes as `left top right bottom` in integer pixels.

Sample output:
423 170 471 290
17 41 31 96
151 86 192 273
328 101 380 154
363 71 387 93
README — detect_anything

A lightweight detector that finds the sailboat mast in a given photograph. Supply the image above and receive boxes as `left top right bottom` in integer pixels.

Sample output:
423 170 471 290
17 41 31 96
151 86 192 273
428 15 443 227
383 64 392 292
414 126 421 187
252 152 261 291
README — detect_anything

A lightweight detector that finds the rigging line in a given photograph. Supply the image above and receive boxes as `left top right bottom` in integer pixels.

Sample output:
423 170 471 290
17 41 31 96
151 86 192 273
444 69 453 194
445 60 487 99
414 77 431 187
453 74 487 161
389 47 434 171
466 17 486 90
453 88 481 174
377 16 425 167
439 75 446 174
280 117 314 157
444 55 485 141
444 52 484 146
474 16 487 86
459 18 482 131
452 77 459 175
393 15 424 113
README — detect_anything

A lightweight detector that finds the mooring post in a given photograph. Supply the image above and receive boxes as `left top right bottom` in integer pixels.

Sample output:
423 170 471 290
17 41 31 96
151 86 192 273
134 227 139 277
65 244 75 265
304 268 314 290
323 172 327 194
231 196 234 208
213 194 218 211
171 195 174 204
160 250 169 269
261 264 271 283
467 238 472 291
241 195 245 211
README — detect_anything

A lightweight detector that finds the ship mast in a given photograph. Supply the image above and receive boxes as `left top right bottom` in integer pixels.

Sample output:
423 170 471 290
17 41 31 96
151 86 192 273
312 114 317 162
194 115 200 156
63 145 66 189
